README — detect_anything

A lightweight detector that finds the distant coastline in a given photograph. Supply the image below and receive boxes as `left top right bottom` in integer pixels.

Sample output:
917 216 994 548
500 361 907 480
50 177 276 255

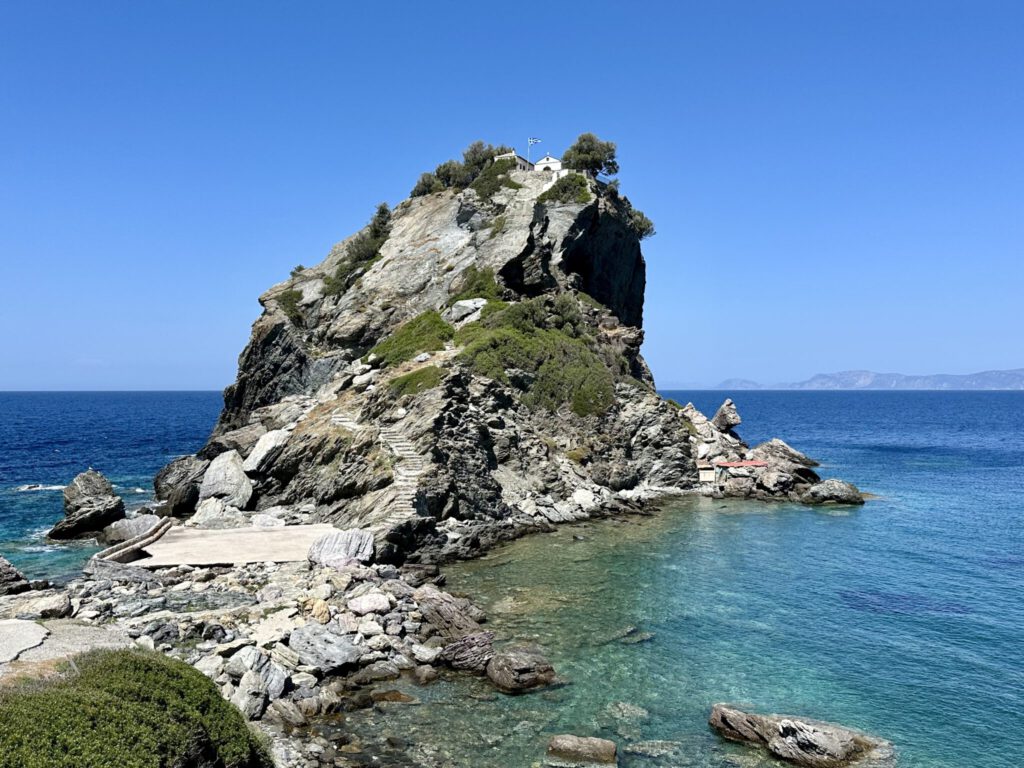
697 368 1024 391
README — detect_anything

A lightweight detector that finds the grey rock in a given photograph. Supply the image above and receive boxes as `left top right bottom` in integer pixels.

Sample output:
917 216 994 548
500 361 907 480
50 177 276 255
198 422 267 460
19 592 72 619
287 624 362 673
308 529 375 567
49 469 125 539
198 450 253 509
100 514 160 545
242 429 290 475
486 644 556 693
347 591 390 616
712 398 742 432
803 479 865 505
709 704 893 767
442 298 487 323
154 455 208 516
0 557 29 596
191 498 247 529
230 669 267 720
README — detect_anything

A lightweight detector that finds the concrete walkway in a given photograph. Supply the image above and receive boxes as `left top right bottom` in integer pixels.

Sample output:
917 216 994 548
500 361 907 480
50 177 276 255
135 524 338 568
0 620 131 680
0 619 48 665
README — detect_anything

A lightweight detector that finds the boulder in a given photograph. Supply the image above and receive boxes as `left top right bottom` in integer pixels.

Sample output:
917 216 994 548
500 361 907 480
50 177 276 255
546 735 618 766
198 450 253 509
49 469 125 539
154 455 208 516
242 429 290 474
347 591 390 616
198 422 267 460
287 624 361 674
711 398 742 432
751 437 819 468
442 298 487 323
0 557 29 596
802 479 865 505
308 529 375 567
100 513 160 545
230 669 267 720
438 631 495 674
486 644 556 693
708 704 892 767
18 591 72 619
191 498 247 529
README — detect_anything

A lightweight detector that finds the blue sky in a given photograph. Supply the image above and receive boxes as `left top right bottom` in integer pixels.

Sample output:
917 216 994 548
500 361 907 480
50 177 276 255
1 1 1021 390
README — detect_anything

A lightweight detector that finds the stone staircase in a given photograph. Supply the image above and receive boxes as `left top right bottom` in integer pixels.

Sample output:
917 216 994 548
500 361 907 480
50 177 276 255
330 409 427 537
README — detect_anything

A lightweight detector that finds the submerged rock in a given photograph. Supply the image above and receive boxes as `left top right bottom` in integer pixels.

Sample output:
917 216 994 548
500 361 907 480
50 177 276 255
709 704 893 767
49 469 125 539
485 644 556 693
546 734 618 766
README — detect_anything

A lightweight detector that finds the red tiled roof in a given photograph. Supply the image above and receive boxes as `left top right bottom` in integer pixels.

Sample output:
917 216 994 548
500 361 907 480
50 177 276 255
714 460 769 468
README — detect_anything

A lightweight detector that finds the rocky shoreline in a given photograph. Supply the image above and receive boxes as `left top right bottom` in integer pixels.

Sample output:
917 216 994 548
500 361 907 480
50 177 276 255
1 145 878 767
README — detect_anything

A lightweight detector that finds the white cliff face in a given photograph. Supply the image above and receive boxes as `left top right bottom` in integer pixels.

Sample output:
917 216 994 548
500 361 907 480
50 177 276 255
155 164 860 565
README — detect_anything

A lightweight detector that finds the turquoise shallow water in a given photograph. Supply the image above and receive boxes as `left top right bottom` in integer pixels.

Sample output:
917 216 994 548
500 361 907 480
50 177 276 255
340 391 1024 767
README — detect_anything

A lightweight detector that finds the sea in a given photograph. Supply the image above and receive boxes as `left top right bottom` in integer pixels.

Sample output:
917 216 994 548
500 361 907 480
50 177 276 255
1 390 1022 766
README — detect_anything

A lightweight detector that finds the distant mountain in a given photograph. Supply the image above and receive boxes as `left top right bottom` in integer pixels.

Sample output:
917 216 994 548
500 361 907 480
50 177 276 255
714 369 1024 391
786 369 1024 390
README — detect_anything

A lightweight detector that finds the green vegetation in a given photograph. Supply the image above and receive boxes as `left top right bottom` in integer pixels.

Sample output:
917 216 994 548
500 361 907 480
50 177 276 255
278 289 304 324
324 203 391 296
537 173 592 205
367 310 454 367
470 158 522 202
565 445 592 463
603 181 656 240
0 649 271 768
448 265 502 305
410 141 515 197
562 132 619 177
489 214 507 238
455 295 615 417
389 365 445 397
290 264 305 276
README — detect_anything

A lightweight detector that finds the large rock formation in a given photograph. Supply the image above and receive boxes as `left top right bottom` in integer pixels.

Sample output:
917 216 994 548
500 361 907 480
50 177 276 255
154 162 863 564
49 469 125 539
709 704 893 767
0 557 29 596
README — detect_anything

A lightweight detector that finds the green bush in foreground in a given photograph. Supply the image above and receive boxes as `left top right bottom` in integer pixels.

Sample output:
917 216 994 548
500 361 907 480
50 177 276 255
537 173 591 205
0 649 271 768
389 365 445 397
448 265 502 305
469 157 523 202
367 310 454 367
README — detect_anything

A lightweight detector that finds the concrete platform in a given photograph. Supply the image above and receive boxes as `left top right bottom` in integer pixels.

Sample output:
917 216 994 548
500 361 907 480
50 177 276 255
134 524 338 567
0 619 48 665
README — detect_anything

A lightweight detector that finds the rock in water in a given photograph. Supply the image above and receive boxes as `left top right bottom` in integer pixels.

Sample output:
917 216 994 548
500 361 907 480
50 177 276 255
711 398 742 432
546 735 618 766
708 704 893 767
308 529 375 567
486 644 556 693
0 557 29 596
198 450 253 509
100 514 160 544
802 479 865 505
49 469 125 539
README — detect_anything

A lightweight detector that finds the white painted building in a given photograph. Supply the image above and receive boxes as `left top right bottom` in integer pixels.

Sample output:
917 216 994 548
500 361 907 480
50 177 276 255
493 151 534 172
534 153 562 172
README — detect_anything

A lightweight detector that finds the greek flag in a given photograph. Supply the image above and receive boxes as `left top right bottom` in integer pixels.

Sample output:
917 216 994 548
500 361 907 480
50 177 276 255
528 137 541 145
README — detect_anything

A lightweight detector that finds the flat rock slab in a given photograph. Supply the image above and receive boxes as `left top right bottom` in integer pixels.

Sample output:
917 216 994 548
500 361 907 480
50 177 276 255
0 620 130 679
136 524 339 567
0 619 49 664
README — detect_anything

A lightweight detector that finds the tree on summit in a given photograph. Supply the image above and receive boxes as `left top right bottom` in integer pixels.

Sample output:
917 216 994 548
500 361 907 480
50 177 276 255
561 133 619 177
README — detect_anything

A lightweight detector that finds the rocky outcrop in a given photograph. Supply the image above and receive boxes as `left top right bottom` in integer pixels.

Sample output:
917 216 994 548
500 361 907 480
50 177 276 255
100 514 161 545
802 479 865 505
154 158 864 567
49 469 125 539
709 704 893 767
0 557 29 596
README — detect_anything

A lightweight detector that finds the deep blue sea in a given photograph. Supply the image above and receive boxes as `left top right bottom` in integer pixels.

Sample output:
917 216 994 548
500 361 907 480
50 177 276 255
0 391 222 578
2 391 1023 766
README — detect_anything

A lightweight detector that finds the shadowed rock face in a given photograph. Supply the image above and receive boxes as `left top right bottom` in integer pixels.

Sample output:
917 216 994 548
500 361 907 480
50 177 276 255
0 557 29 596
153 164 863 564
